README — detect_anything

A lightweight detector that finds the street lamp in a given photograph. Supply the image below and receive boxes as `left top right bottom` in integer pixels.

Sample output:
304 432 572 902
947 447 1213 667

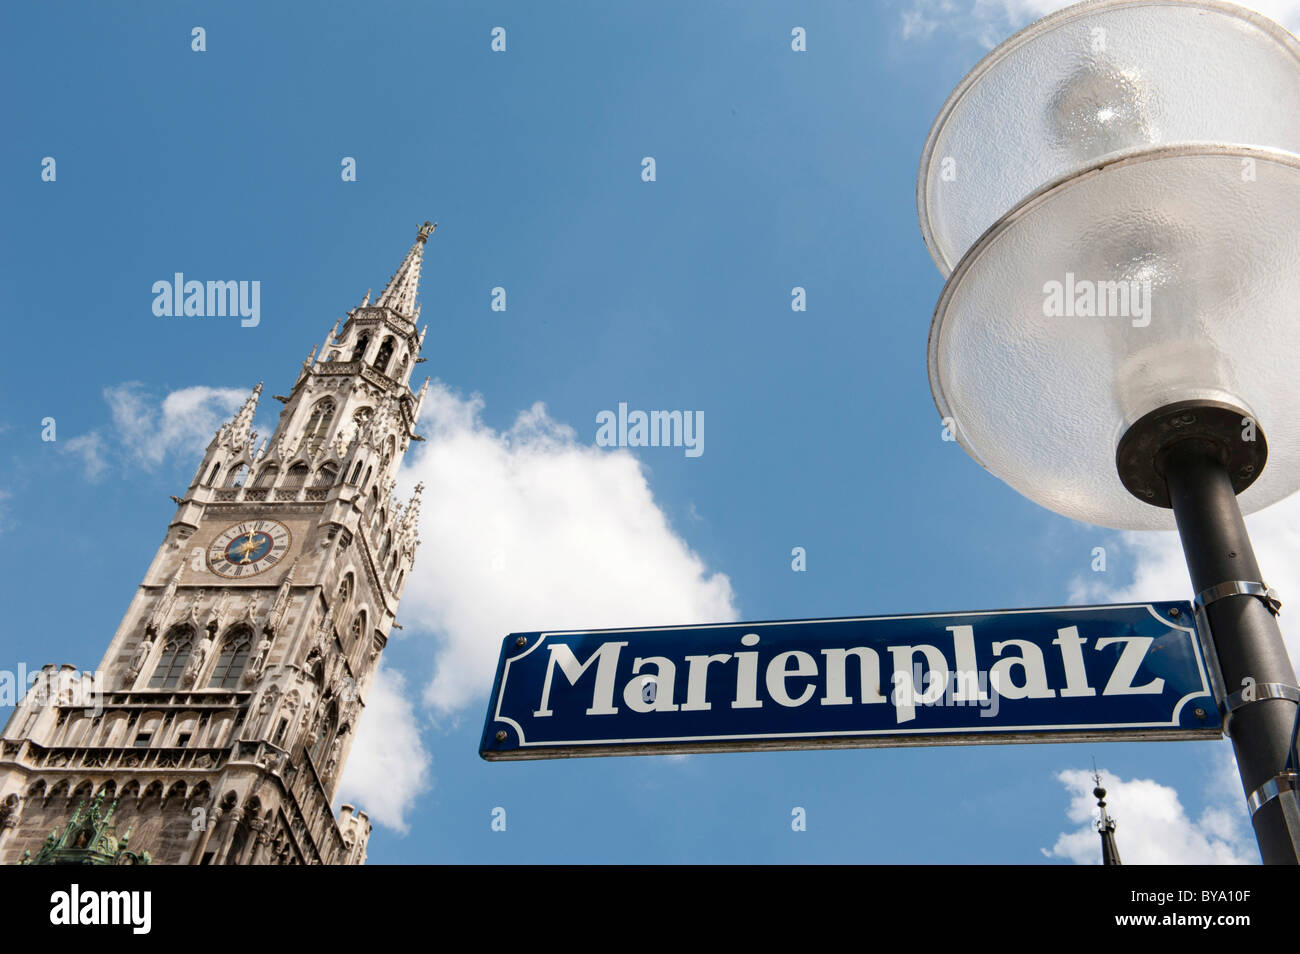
918 0 1300 862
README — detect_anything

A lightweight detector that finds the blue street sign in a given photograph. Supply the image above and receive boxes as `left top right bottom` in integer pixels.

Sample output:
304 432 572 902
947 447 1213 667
480 601 1222 759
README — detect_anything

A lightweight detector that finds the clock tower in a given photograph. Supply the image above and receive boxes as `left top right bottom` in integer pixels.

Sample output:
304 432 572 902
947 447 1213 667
0 223 435 865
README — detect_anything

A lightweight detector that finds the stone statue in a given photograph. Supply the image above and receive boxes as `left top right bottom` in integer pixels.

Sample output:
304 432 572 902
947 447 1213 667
127 638 154 678
326 737 343 776
183 636 213 685
255 689 275 717
246 636 273 681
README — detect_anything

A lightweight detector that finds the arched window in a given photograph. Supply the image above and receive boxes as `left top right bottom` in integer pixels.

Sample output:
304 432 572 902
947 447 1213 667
303 400 335 455
347 461 364 485
394 571 405 593
228 464 249 488
361 467 373 491
149 629 193 689
334 576 353 620
208 629 252 689
316 462 339 486
284 462 309 489
350 333 371 363
254 464 279 488
379 532 392 562
172 715 197 747
366 488 378 517
348 611 365 650
205 463 221 486
373 337 395 374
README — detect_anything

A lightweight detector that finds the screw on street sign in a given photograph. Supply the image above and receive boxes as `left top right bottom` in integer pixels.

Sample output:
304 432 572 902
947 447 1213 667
480 601 1221 760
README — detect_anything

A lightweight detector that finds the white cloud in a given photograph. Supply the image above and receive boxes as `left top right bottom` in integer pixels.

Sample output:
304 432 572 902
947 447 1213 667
106 382 250 467
61 382 252 480
60 432 110 481
901 0 1066 46
902 1 1300 46
336 382 737 830
1044 757 1256 864
397 382 740 717
336 665 431 834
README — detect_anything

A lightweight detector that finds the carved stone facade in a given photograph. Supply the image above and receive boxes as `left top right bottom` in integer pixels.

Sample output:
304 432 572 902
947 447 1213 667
0 223 434 865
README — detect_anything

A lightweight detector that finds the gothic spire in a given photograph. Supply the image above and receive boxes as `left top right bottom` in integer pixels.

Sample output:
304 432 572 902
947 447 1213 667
413 377 430 424
375 221 435 319
220 383 262 452
1093 761 1122 865
399 482 424 542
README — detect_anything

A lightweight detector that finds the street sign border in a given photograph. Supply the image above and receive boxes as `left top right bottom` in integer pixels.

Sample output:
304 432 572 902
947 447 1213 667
480 601 1223 760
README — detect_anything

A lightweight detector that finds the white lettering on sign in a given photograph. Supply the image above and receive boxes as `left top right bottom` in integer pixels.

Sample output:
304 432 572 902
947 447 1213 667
533 641 627 716
528 624 1168 725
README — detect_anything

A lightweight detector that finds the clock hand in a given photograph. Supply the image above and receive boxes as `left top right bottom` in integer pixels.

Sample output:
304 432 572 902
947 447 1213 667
236 532 261 561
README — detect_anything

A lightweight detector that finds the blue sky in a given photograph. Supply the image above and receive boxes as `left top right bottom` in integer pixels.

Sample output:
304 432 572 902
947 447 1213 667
4 0 1298 864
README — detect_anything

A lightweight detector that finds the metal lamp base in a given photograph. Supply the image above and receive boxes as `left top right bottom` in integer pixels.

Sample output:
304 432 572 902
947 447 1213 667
1116 400 1267 508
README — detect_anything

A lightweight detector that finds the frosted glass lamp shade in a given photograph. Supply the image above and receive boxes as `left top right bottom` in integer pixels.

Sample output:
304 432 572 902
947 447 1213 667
928 147 1300 530
918 0 1300 275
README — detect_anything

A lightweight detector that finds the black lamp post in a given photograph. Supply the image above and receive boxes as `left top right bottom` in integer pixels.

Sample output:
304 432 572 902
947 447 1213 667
917 0 1300 862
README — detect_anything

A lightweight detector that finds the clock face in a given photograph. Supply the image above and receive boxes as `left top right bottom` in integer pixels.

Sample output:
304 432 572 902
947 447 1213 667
207 520 292 578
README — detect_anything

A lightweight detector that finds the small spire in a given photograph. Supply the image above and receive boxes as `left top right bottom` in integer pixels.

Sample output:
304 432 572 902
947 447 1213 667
400 482 424 539
1093 759 1122 866
414 377 430 424
360 289 371 307
321 319 340 357
223 383 262 452
376 221 435 319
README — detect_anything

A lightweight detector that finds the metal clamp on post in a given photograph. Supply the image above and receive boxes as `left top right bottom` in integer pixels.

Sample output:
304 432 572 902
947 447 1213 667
1193 582 1286 734
1247 772 1300 817
1194 580 1282 616
1219 682 1300 737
